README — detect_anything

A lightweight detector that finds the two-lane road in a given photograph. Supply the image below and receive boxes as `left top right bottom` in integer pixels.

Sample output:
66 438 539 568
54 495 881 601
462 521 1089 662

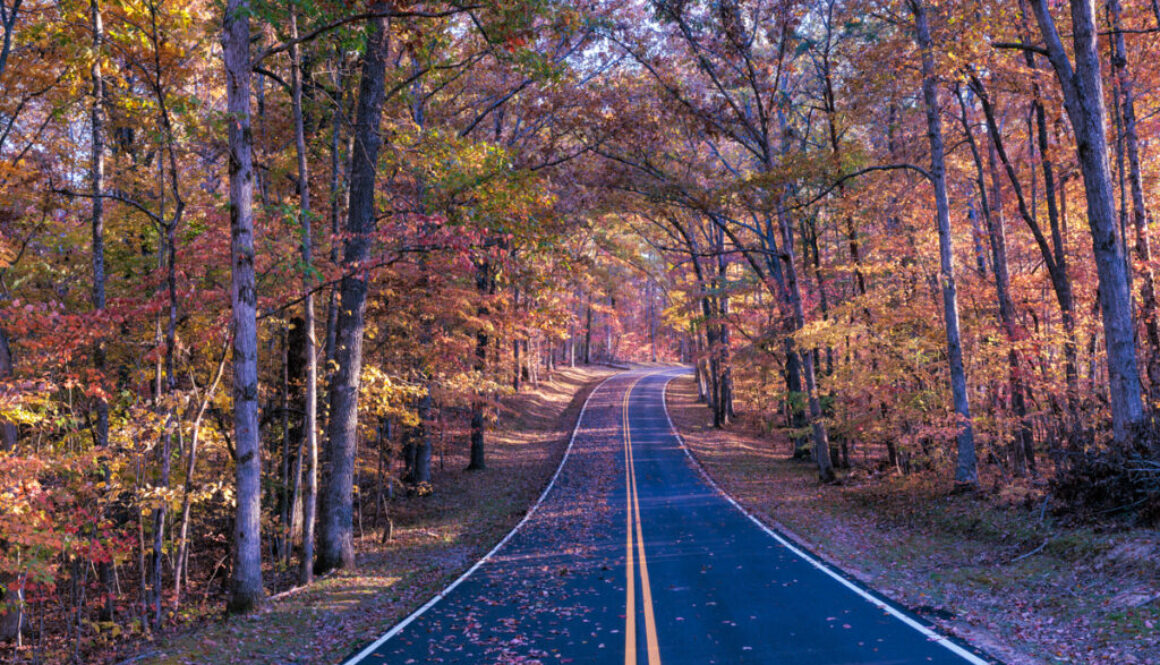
345 369 1000 664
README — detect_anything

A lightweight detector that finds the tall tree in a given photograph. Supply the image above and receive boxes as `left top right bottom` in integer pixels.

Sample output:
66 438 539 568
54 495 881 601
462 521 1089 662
910 0 977 489
287 1 319 587
318 5 391 575
223 0 264 613
1026 0 1146 444
1107 0 1160 416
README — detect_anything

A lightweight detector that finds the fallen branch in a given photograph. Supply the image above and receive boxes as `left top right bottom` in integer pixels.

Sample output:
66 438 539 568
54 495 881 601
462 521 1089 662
1010 539 1048 563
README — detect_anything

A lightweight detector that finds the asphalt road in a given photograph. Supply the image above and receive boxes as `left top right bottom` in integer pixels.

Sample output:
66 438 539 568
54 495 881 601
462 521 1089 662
344 369 1000 665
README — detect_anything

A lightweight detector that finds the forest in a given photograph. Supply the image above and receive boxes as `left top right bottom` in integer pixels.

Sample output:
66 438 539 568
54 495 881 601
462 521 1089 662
1 0 1159 662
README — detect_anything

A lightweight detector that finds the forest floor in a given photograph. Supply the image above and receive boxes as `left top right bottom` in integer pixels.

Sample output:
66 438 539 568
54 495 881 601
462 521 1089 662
123 365 616 665
664 375 1160 665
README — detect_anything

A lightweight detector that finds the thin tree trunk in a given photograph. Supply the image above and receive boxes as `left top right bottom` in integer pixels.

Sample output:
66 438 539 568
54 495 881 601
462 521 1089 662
152 207 178 630
174 345 228 608
468 260 491 471
1021 9 1081 419
90 0 108 452
777 205 834 482
90 0 116 621
0 327 14 451
583 301 592 364
289 5 320 585
957 86 1032 477
278 328 292 561
1108 0 1160 423
986 121 1032 477
912 0 978 489
715 225 735 422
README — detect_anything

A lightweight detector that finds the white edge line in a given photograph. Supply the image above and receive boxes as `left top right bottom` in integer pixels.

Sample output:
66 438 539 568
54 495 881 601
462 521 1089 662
340 371 625 665
659 372 995 665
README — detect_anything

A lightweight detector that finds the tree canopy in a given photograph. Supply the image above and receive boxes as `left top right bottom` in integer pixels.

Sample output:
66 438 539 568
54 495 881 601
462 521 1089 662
3 0 1160 660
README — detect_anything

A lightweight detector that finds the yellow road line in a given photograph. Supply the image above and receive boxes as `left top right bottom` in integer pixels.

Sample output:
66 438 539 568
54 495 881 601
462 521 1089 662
625 377 637 665
623 377 661 665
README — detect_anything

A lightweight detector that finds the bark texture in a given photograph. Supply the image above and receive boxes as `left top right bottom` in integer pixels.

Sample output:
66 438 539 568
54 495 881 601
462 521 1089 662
1030 0 1146 443
223 0 264 612
318 7 390 574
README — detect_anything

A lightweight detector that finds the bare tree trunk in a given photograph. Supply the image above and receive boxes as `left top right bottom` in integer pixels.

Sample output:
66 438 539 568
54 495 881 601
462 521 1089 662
958 86 1033 477
0 573 22 643
777 205 834 483
715 225 735 422
468 260 491 471
318 7 390 575
1030 0 1146 443
987 123 1033 477
89 0 117 620
912 0 978 489
408 390 433 485
278 328 292 561
1108 0 1160 422
1022 20 1082 421
223 0 264 612
583 301 592 364
784 337 809 459
151 185 179 629
289 6 320 585
90 0 108 452
174 346 228 608
0 327 14 451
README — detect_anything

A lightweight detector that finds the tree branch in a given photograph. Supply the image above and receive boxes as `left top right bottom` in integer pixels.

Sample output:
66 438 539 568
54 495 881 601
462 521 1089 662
254 5 482 65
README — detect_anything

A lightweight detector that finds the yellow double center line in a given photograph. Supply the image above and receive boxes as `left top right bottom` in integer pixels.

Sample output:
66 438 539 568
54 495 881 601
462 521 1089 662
623 377 661 665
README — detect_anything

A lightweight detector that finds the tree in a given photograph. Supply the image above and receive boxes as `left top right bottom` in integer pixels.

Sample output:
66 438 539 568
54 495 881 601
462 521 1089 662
910 0 977 489
317 4 390 575
223 0 264 613
1025 0 1146 444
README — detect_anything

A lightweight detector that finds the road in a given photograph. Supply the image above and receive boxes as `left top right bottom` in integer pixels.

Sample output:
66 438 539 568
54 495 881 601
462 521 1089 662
344 369 1000 665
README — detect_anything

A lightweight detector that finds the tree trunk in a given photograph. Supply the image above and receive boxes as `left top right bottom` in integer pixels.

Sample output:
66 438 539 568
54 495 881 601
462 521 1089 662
912 0 978 489
152 211 178 629
777 205 834 483
288 6 319 585
317 7 390 575
715 225 735 422
174 346 227 608
0 574 21 643
1109 0 1160 425
468 260 491 471
0 327 14 451
89 0 117 621
583 302 592 364
785 337 809 459
958 86 1033 477
223 0 264 612
1030 0 1146 443
986 128 1032 477
1030 82 1081 422
90 0 108 452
